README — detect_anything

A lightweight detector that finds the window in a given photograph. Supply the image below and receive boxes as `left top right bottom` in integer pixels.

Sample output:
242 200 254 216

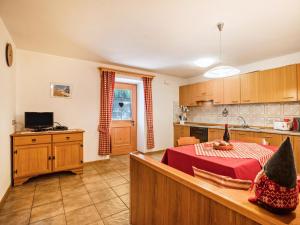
112 89 132 120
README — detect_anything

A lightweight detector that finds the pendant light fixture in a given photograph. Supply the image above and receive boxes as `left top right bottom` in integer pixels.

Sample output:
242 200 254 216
204 23 240 78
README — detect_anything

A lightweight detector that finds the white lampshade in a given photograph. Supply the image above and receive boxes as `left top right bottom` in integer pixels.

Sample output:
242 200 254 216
203 65 240 78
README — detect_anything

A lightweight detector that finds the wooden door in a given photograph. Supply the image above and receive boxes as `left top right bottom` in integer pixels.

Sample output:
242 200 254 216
111 83 137 155
14 144 52 178
223 76 240 104
240 72 259 104
212 79 224 105
53 141 83 171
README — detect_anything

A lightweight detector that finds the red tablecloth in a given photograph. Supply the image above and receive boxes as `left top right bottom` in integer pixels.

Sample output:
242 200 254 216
161 143 277 181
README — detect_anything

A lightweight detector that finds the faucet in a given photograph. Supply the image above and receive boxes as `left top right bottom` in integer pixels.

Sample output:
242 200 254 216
238 116 249 128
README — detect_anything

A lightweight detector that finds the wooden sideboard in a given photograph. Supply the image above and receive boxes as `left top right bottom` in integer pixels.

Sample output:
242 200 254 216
11 129 84 186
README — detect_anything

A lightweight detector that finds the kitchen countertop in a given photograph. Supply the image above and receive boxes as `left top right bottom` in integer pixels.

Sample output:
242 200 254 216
174 122 300 136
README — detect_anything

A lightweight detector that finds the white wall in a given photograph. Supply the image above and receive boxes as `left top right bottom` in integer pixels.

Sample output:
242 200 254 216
187 51 300 84
16 50 184 161
0 18 16 200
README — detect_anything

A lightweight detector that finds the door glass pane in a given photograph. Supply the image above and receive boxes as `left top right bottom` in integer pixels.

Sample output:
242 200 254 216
112 89 132 120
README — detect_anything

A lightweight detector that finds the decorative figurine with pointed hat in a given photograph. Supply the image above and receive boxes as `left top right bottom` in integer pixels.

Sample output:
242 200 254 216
249 137 299 214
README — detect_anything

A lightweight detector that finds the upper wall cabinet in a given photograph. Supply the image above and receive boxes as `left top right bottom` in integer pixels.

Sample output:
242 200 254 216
194 80 213 102
259 65 297 102
179 84 198 106
240 72 259 104
223 76 240 104
211 79 224 105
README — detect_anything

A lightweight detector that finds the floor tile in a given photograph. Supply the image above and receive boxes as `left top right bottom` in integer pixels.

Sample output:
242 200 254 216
33 190 62 207
34 176 60 186
60 176 83 188
29 214 66 225
35 183 60 195
0 209 30 225
122 174 130 181
102 210 129 225
112 183 129 196
65 205 101 225
61 183 87 198
88 188 117 204
6 186 35 201
95 197 127 218
105 176 128 187
120 194 130 208
82 174 104 184
84 181 110 193
63 193 92 213
30 201 64 223
0 196 33 216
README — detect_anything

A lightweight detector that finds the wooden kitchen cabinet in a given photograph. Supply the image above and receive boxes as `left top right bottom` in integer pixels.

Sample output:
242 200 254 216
13 144 52 179
11 130 84 185
208 129 223 141
223 76 240 104
240 72 259 104
259 65 297 102
297 64 300 100
212 79 224 105
174 125 190 146
255 132 282 147
293 136 300 174
234 131 255 142
53 141 83 172
179 84 198 106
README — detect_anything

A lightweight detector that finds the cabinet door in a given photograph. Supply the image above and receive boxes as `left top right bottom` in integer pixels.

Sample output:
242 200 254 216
14 144 52 178
280 65 297 101
259 65 297 102
53 142 83 172
255 133 282 147
212 79 224 105
174 125 190 146
240 72 259 104
223 76 240 104
235 131 254 142
208 129 223 141
179 85 189 106
293 136 300 174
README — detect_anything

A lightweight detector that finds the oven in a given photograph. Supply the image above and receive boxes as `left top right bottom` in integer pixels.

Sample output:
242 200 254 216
190 127 208 143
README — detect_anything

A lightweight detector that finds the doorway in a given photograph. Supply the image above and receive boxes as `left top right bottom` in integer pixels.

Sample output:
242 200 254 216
111 82 137 155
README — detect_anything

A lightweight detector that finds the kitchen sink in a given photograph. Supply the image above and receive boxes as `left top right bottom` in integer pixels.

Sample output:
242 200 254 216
230 126 261 131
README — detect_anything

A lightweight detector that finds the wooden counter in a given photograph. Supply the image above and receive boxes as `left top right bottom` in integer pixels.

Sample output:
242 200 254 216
130 152 299 225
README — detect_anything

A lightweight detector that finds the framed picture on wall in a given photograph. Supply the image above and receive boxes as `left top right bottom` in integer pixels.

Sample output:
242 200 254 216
50 83 72 98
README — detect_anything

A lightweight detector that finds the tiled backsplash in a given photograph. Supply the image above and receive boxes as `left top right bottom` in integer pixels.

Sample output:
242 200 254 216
175 102 300 127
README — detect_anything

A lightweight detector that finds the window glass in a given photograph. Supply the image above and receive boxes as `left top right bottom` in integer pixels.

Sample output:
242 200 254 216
112 89 132 120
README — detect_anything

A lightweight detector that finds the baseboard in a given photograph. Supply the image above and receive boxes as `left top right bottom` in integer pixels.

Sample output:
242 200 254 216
144 149 166 154
0 185 11 208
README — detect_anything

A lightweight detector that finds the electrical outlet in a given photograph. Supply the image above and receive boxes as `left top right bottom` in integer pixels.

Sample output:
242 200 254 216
12 119 16 125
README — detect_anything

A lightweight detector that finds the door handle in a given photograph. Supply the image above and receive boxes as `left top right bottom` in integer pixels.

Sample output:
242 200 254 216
131 120 135 126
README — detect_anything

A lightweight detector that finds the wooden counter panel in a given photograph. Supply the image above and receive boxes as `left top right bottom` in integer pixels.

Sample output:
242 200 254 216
130 153 299 225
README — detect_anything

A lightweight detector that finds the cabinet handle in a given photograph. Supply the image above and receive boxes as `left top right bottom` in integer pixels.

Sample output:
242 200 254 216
14 150 17 154
48 156 52 160
243 100 250 102
232 101 239 103
283 97 294 99
52 156 55 160
80 160 83 164
66 137 70 140
32 138 37 142
80 144 83 147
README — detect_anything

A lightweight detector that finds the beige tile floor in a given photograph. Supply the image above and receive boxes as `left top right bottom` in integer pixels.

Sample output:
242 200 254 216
0 152 165 225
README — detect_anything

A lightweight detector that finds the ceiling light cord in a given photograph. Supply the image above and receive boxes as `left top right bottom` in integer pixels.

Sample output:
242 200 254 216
217 22 224 64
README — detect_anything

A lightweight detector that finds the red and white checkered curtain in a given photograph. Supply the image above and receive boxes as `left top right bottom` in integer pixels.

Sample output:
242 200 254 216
98 70 115 155
143 77 155 149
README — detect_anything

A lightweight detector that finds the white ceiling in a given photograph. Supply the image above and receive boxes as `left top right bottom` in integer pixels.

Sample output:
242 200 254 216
1 0 300 77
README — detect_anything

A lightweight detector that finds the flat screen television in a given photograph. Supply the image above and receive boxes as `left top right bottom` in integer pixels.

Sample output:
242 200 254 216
25 112 54 130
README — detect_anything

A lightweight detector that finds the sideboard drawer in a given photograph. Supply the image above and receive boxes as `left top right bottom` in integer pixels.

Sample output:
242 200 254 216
53 133 83 143
14 135 52 146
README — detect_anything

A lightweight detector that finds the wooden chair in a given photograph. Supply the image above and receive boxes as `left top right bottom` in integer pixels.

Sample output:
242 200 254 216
177 136 200 146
